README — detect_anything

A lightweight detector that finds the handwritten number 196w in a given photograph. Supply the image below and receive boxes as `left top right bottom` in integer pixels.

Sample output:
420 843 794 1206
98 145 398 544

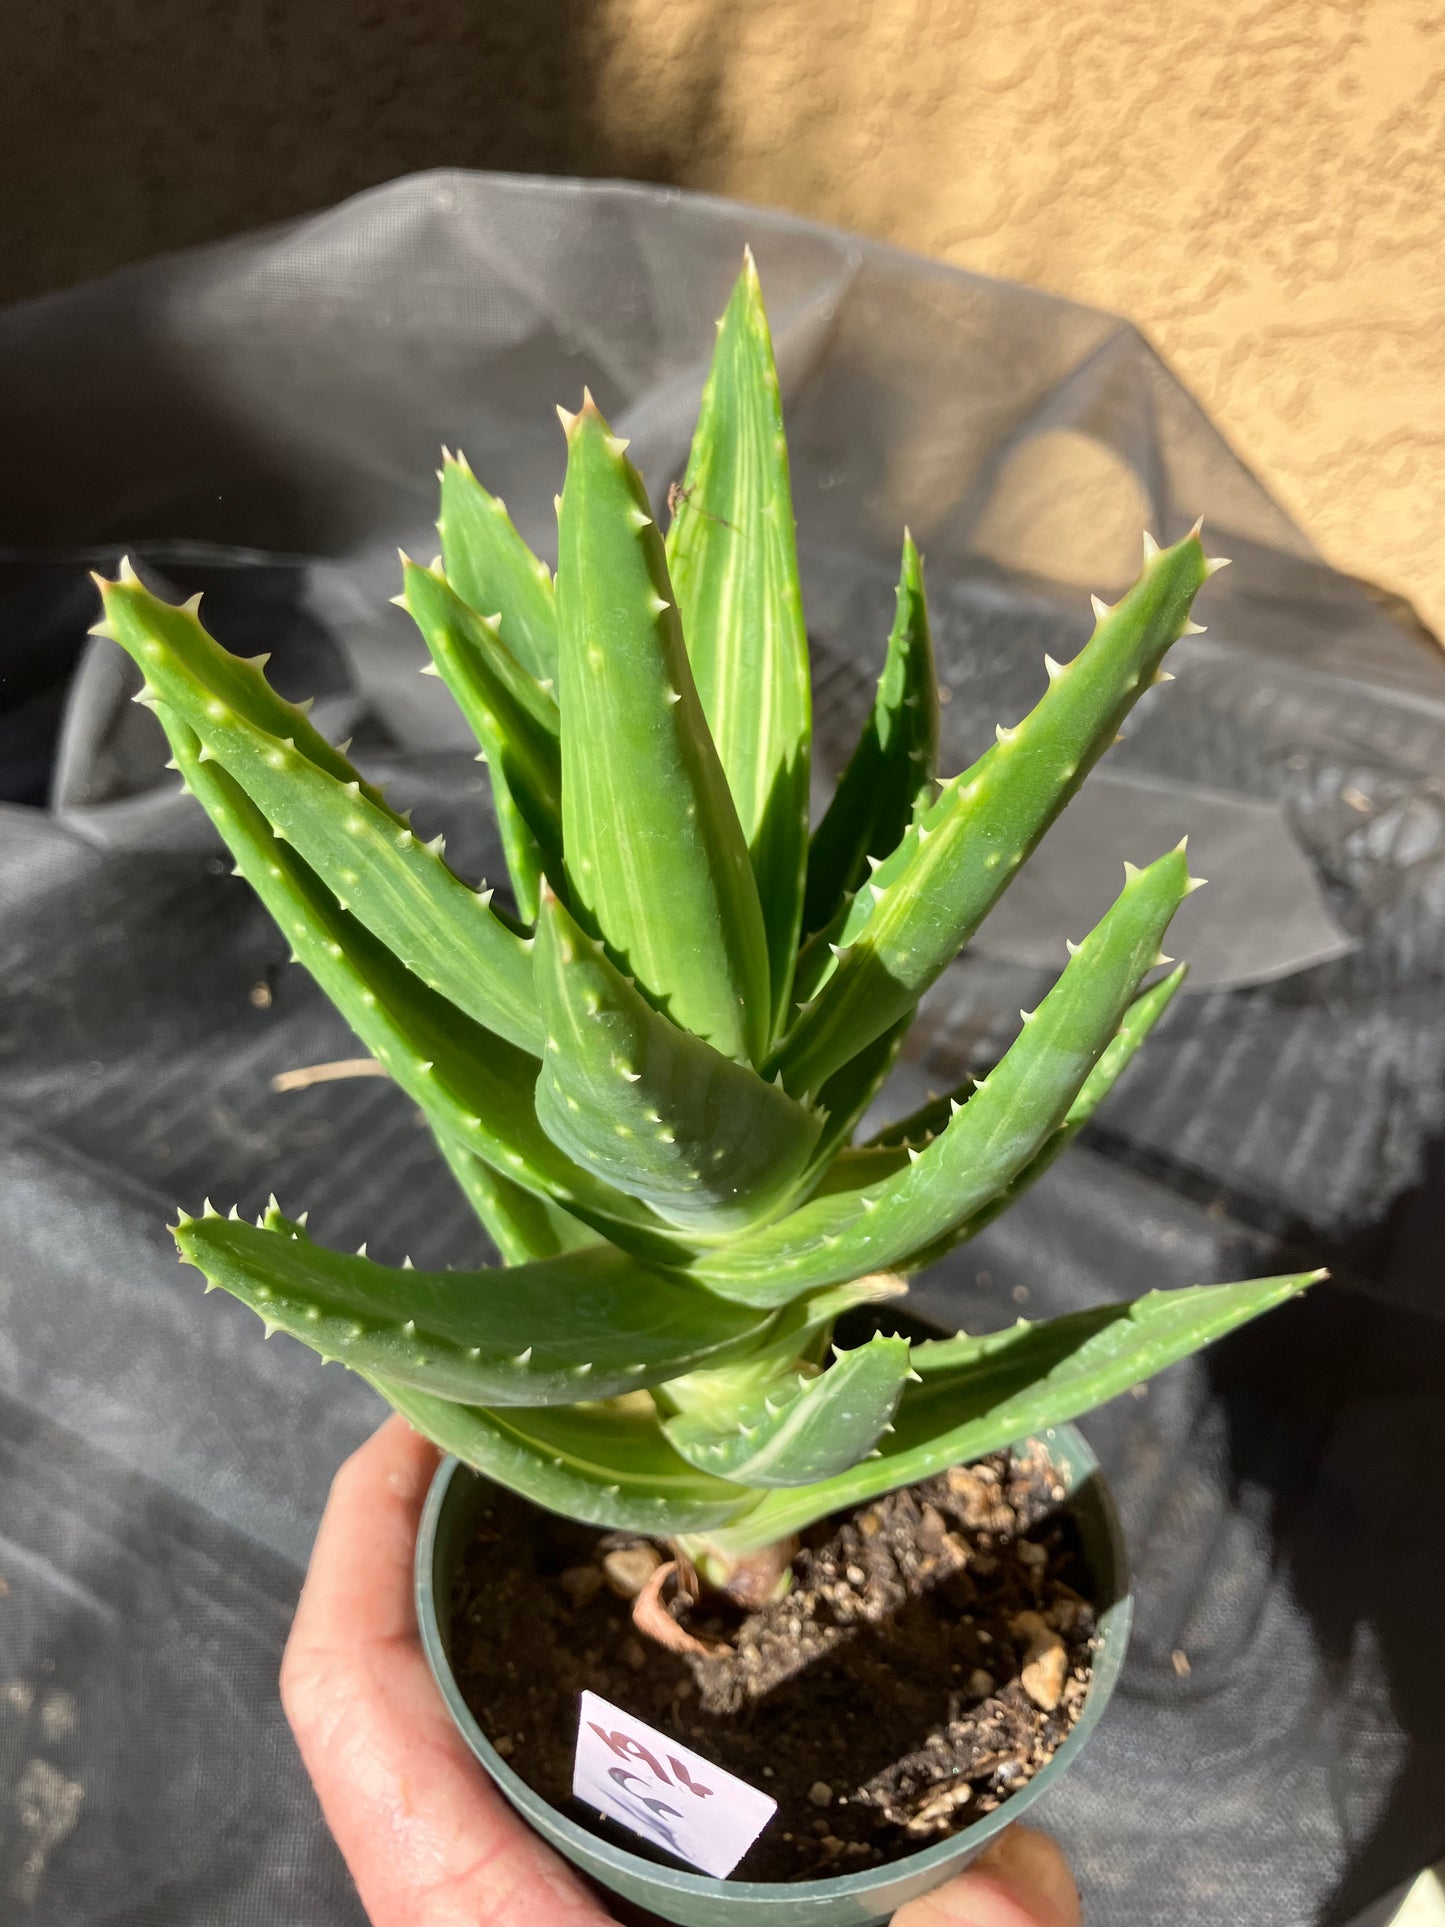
587 1724 716 1800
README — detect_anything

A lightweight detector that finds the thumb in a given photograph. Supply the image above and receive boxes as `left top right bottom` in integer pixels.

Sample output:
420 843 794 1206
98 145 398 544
891 1826 1081 1927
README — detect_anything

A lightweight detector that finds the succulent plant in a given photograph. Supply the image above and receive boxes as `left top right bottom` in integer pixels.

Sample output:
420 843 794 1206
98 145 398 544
94 252 1319 1586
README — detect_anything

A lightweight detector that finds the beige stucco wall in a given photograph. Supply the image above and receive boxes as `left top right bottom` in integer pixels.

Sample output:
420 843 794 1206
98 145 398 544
6 2 1437 635
583 0 1445 638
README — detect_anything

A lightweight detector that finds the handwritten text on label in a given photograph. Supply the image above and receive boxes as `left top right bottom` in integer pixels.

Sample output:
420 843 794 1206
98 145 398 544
572 1689 777 1878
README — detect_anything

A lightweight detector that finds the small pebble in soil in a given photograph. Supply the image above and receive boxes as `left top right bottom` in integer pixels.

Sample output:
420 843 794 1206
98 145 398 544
559 1566 604 1607
602 1545 663 1599
807 1781 834 1807
1013 1611 1068 1712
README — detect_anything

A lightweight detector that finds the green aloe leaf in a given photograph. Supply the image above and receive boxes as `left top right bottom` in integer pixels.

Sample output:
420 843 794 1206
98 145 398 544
691 847 1194 1304
533 891 821 1233
157 720 678 1257
895 961 1188 1270
803 533 938 939
99 570 541 1054
490 778 548 927
665 252 812 1038
94 561 383 799
773 530 1214 1095
438 451 558 680
556 394 771 1064
833 962 1188 1200
659 1274 908 1414
432 1133 598 1264
397 557 562 919
662 1333 911 1487
705 1271 1324 1553
790 743 997 1021
374 1379 758 1534
804 1011 914 1178
176 1204 768 1405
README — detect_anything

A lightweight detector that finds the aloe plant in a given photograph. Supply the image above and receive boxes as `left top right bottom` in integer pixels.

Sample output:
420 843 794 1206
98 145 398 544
93 250 1319 1587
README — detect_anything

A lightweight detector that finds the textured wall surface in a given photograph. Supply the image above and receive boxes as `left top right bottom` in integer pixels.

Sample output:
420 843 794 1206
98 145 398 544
581 0 1444 638
3 0 1439 633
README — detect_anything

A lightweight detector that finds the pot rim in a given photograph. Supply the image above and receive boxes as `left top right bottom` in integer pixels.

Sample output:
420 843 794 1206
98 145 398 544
414 1424 1131 1904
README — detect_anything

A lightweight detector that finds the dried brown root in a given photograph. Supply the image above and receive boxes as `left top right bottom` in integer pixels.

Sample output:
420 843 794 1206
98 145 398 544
271 1058 387 1093
630 1559 731 1658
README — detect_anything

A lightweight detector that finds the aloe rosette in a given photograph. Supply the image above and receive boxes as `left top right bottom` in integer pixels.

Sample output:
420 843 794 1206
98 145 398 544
94 250 1319 1578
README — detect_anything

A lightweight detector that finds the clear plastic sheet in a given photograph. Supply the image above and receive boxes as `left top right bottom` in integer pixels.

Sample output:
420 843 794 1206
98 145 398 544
1 172 1442 1925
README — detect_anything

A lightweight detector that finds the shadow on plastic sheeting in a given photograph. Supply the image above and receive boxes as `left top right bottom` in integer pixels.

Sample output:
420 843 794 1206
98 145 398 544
1205 1192 1445 1927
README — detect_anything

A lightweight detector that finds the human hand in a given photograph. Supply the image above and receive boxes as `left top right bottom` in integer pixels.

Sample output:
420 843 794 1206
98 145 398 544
282 1414 1081 1927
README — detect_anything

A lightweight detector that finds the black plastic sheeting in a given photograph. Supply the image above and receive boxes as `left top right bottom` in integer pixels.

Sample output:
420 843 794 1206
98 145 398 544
1 173 1443 1927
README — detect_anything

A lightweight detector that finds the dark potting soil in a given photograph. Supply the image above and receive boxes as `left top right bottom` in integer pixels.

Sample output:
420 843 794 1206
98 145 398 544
447 1448 1099 1884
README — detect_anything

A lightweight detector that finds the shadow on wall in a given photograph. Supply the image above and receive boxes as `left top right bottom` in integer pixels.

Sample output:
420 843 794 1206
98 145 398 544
0 0 730 306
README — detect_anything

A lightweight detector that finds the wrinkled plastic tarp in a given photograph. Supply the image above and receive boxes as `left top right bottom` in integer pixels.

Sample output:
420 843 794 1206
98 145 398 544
1 172 1443 1927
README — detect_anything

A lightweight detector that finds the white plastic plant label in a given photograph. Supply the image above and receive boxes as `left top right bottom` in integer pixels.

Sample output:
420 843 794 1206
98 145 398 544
572 1689 777 1878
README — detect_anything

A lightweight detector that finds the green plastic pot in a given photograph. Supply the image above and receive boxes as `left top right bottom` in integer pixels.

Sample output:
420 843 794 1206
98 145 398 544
415 1425 1130 1927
